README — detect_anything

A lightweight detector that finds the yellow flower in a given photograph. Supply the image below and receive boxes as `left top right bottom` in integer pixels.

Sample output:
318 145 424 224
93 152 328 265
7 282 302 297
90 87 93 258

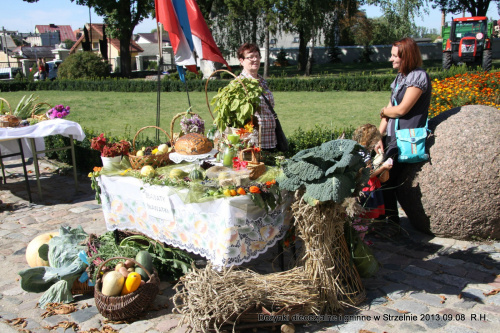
120 168 131 176
244 122 254 132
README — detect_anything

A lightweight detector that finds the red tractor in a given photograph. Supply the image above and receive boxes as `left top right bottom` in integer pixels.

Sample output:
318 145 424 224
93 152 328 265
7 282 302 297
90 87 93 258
442 16 494 71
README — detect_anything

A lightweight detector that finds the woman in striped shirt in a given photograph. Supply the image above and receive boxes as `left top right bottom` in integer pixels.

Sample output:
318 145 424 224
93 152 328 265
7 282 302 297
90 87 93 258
237 43 277 151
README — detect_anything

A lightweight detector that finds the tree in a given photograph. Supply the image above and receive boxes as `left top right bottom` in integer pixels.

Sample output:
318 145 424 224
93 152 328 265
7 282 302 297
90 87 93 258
279 0 349 75
364 0 427 39
23 0 155 77
63 39 76 49
370 17 400 45
430 0 498 16
199 0 281 77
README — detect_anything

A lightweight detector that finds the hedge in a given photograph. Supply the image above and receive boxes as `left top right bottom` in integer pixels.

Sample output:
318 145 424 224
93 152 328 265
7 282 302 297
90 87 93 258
0 71 460 93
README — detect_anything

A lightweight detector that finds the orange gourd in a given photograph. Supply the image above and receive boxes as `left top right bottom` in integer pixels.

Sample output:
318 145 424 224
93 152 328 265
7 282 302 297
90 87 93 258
121 272 142 295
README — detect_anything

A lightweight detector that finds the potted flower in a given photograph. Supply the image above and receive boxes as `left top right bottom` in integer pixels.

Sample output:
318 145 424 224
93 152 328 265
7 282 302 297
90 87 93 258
91 133 131 168
210 77 262 133
46 104 70 119
180 113 205 135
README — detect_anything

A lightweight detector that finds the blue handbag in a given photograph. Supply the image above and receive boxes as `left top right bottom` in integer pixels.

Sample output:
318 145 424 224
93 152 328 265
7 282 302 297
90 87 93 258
394 118 430 163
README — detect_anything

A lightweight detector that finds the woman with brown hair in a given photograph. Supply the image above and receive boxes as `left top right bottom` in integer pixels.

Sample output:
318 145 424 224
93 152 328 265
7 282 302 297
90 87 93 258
374 37 432 233
237 43 277 151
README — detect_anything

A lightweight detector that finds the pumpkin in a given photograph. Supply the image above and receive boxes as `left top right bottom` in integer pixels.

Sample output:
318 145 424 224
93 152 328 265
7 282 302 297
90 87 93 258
25 232 59 267
101 271 125 296
121 272 142 295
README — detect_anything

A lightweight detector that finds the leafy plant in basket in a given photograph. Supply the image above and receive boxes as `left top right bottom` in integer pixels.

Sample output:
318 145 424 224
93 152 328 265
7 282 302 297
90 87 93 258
91 133 131 157
210 77 262 132
86 232 193 283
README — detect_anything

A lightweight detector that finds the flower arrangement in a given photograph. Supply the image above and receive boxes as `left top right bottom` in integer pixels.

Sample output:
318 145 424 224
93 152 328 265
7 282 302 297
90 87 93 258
46 104 70 119
90 133 131 157
180 113 205 134
235 122 254 136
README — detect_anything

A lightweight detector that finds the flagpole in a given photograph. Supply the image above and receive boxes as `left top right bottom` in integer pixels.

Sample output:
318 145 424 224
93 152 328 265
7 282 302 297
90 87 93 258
156 23 162 142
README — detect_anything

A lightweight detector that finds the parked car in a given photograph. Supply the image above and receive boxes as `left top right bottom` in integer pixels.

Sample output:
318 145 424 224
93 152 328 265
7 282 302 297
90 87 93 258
34 60 63 80
0 67 22 80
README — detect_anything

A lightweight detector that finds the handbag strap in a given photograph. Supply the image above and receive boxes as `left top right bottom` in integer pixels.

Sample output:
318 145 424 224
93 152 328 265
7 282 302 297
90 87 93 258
261 93 278 119
395 117 430 131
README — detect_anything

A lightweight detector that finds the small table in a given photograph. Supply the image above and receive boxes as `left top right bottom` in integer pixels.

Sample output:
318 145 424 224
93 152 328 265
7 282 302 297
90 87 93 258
0 119 86 201
98 174 292 267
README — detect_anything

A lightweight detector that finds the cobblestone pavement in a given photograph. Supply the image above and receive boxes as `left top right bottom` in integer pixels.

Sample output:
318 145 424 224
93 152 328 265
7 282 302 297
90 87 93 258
1 158 499 333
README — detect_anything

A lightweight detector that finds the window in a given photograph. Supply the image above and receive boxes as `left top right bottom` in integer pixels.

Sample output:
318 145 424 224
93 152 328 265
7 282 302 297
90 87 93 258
293 37 300 43
270 39 276 45
92 42 99 50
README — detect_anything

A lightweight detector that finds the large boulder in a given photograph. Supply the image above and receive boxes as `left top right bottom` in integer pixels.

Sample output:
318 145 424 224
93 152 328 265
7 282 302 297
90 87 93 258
396 105 500 240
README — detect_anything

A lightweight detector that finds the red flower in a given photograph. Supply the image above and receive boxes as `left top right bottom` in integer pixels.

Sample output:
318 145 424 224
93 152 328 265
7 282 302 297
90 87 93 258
90 134 107 152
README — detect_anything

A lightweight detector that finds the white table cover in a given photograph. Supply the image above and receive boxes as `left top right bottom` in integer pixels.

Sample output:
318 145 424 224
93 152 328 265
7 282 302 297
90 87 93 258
169 148 218 164
0 119 85 160
98 175 292 267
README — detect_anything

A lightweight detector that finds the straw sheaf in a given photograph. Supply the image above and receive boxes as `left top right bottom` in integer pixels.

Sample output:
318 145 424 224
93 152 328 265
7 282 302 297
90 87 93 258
291 192 366 313
173 263 319 332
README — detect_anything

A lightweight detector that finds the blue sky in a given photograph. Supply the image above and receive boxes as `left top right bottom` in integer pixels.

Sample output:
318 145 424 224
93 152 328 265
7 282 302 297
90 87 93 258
2 1 498 35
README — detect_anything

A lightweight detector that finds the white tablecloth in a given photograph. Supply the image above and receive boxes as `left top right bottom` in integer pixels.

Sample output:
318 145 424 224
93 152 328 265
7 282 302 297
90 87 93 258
98 175 292 267
169 148 218 164
0 119 85 160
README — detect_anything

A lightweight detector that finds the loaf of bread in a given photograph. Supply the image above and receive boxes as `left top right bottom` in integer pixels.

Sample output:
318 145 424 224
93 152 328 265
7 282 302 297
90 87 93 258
174 133 213 155
0 115 20 128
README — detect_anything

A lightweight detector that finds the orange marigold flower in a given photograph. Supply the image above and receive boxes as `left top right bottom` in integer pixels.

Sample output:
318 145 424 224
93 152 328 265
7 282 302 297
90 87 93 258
249 186 261 194
265 179 276 187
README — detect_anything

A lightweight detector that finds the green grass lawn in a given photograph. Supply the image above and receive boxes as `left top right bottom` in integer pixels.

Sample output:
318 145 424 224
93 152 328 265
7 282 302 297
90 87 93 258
1 91 387 139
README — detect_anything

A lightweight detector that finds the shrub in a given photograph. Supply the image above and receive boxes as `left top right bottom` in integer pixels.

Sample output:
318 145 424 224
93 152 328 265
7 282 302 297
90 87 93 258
274 48 289 67
58 52 110 79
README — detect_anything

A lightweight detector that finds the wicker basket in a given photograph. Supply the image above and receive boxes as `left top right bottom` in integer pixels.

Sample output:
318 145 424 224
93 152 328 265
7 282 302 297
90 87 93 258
169 107 201 146
30 102 52 122
239 148 266 180
94 256 160 321
71 279 94 295
128 126 172 170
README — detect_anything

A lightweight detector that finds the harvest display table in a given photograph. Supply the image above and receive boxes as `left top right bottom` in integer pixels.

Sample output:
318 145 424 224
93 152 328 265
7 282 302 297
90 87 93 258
0 119 85 201
98 174 292 267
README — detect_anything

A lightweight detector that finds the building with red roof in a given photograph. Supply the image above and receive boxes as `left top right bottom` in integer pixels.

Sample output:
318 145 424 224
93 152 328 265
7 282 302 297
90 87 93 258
70 23 143 72
35 24 77 45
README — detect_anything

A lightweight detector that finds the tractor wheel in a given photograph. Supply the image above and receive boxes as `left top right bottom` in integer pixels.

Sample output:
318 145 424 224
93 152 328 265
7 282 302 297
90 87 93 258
442 52 452 70
482 50 492 71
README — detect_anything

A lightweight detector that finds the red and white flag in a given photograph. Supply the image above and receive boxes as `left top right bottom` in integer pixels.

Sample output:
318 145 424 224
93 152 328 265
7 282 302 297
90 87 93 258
155 0 230 73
